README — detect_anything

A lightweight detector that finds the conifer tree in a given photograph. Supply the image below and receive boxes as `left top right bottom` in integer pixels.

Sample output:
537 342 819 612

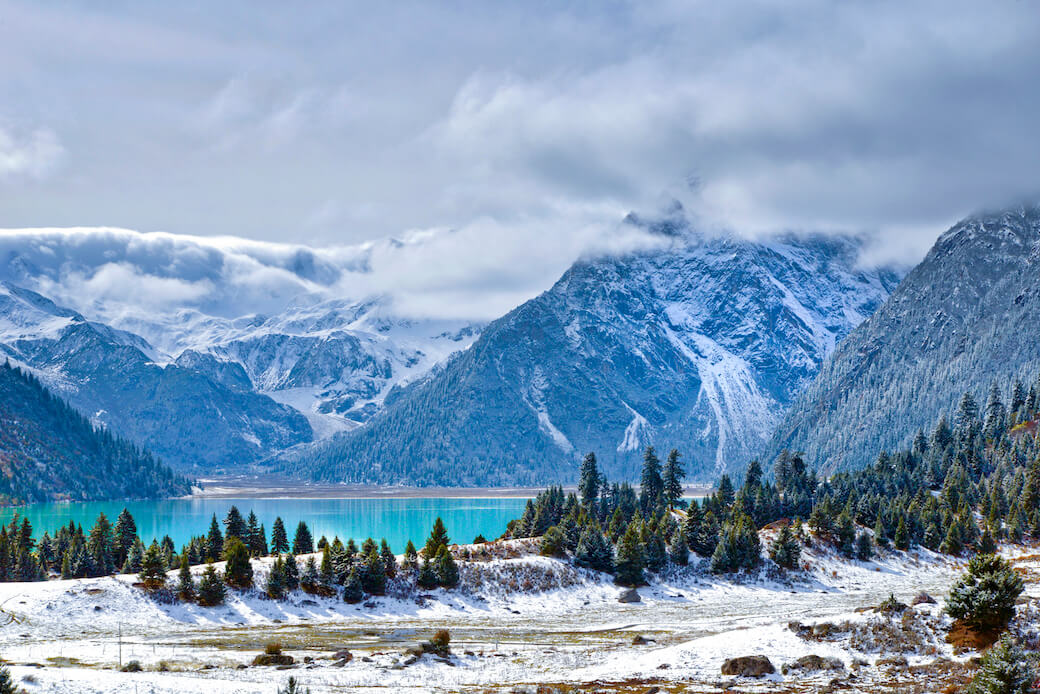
0 662 16 694
947 554 1023 634
894 517 910 551
965 635 1036 694
574 525 613 572
416 555 439 589
267 555 287 599
579 452 600 507
435 546 459 588
711 513 761 574
245 511 265 556
197 563 226 606
402 540 419 572
855 531 873 561
683 503 702 551
271 517 289 554
668 528 688 566
319 545 335 588
662 449 685 508
716 474 736 508
283 553 299 590
362 549 387 595
223 506 247 542
539 526 566 557
223 538 253 589
139 540 167 589
86 513 115 575
293 521 314 555
342 567 363 603
176 552 196 601
836 510 856 557
613 522 646 587
206 514 223 561
122 538 144 574
639 446 663 513
424 518 450 558
873 516 888 548
113 508 138 569
300 556 319 593
380 539 397 579
643 525 667 573
769 523 801 570
979 527 997 555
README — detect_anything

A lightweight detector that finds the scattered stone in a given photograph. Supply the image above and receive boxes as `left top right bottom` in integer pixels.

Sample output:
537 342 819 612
300 599 318 607
911 592 936 606
275 664 295 670
782 655 844 674
464 650 475 656
618 589 641 603
303 656 312 664
236 664 247 670
252 654 295 667
331 658 351 668
361 656 373 663
642 688 661 694
402 655 419 666
721 655 775 678
631 635 654 645
331 650 353 662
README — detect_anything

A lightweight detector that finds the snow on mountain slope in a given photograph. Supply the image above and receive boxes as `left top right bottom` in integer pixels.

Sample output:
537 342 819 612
284 214 902 485
0 228 482 435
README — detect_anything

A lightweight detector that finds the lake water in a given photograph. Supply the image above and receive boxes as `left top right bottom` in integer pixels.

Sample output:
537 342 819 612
0 497 531 553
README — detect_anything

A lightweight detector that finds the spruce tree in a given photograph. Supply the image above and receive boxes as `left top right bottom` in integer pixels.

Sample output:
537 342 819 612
539 526 566 557
122 538 144 574
138 540 167 589
0 662 16 694
424 518 450 558
342 567 363 604
245 511 266 557
319 545 335 588
293 522 314 555
894 517 910 551
668 528 688 566
613 522 646 587
176 552 196 601
436 546 460 588
965 635 1036 694
639 446 663 513
206 514 224 561
197 563 226 606
855 531 873 561
86 513 115 575
683 504 702 551
947 554 1024 633
769 524 801 570
223 538 254 589
661 449 685 508
224 506 247 541
380 539 397 579
579 452 600 507
362 549 387 595
835 510 856 557
271 517 289 554
113 508 138 569
267 555 287 599
643 525 667 573
979 527 998 555
574 525 613 572
416 555 438 589
300 557 319 593
402 540 419 572
283 553 300 590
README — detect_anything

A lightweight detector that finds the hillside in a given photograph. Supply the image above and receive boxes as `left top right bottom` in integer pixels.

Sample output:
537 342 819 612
0 360 192 504
768 202 1040 472
283 215 900 485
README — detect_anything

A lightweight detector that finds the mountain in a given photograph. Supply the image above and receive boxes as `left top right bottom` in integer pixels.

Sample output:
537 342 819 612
769 202 1040 473
0 229 481 466
283 216 901 486
0 282 312 471
0 360 192 504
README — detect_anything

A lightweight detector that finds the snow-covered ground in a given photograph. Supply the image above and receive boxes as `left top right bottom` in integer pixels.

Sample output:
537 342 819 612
1 540 1032 693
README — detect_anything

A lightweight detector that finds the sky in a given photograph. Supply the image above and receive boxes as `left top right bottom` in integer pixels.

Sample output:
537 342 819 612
1 0 1040 319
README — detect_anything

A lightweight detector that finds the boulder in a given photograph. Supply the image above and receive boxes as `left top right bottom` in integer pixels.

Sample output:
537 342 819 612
618 589 641 604
911 592 936 606
251 654 294 666
782 655 844 674
721 655 775 678
331 650 353 662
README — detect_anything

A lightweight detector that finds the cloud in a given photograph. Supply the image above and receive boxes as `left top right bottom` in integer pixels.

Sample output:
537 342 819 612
0 126 63 179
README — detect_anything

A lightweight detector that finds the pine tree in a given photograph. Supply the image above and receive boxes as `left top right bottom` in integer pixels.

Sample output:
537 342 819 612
113 508 138 569
682 504 702 551
293 522 314 555
643 525 667 573
424 518 450 558
122 538 144 574
965 635 1036 694
0 662 16 694
197 563 226 606
319 545 335 588
206 514 223 561
894 517 910 551
983 382 1007 442
668 528 688 566
662 449 685 508
435 546 459 588
86 513 115 575
267 555 287 599
579 452 600 507
416 555 439 589
245 511 266 557
836 510 856 557
855 531 873 561
539 526 566 557
300 556 320 593
947 554 1024 633
402 540 419 572
380 539 397 579
139 540 167 589
613 522 646 587
223 506 247 541
176 552 196 601
979 527 998 555
873 516 888 548
574 525 613 572
711 513 761 574
223 538 254 589
342 567 363 604
769 524 801 570
639 446 663 513
362 549 387 595
271 517 289 554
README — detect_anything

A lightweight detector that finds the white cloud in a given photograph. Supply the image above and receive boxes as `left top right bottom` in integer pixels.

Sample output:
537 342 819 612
0 126 63 179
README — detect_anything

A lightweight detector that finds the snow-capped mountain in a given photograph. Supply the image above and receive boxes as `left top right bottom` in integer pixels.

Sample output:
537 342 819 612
283 214 902 486
769 201 1040 473
0 228 482 468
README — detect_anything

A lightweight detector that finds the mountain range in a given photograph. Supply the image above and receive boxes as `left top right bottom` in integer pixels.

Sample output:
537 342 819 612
282 213 901 485
769 202 1040 472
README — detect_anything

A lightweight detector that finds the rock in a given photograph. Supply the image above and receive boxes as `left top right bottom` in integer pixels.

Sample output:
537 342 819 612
911 592 936 606
402 655 419 666
332 658 351 668
618 589 641 603
721 656 775 678
403 643 425 657
303 656 312 664
642 688 661 694
361 656 373 663
631 635 654 645
275 664 295 670
331 650 353 662
300 599 318 606
251 654 295 667
782 655 844 674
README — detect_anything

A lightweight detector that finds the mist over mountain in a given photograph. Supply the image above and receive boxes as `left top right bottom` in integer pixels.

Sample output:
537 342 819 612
281 213 901 485
769 202 1040 473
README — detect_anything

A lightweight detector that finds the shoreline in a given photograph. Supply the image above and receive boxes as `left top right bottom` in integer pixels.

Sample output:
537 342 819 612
192 475 713 500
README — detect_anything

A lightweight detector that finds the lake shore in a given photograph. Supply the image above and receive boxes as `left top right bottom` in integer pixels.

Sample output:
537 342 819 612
192 475 713 500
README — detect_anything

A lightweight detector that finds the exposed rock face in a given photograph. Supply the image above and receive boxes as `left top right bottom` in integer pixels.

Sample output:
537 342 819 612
618 588 642 603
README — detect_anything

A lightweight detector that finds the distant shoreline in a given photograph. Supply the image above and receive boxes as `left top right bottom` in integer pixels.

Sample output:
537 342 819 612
192 475 712 500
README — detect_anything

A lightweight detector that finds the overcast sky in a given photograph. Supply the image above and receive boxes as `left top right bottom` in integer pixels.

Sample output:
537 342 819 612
2 0 1039 272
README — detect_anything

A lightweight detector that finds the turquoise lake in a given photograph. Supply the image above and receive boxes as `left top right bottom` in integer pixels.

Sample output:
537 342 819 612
0 497 531 553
